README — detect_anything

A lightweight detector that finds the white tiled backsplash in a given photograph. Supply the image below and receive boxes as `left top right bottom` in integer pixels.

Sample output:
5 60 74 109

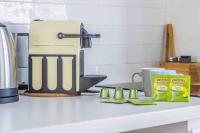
1 0 166 84
166 0 200 62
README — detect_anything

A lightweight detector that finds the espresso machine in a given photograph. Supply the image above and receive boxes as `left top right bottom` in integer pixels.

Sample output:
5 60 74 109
25 20 106 96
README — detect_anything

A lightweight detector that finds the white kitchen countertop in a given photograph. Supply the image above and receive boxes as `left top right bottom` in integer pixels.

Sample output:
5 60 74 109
1 89 200 133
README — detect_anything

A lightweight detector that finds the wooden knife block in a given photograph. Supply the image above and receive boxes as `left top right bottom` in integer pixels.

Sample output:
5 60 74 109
160 62 200 96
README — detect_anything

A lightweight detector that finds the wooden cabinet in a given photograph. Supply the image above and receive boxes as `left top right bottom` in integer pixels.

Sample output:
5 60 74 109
160 62 200 96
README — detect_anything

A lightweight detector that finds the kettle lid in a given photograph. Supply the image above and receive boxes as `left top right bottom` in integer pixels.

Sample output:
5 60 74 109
0 23 6 27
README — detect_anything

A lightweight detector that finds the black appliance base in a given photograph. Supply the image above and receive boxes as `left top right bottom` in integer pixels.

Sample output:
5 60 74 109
19 84 28 90
0 87 19 104
0 95 19 104
0 87 18 97
80 75 107 92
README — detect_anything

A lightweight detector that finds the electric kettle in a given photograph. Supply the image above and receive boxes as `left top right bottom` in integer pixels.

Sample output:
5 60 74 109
0 23 19 104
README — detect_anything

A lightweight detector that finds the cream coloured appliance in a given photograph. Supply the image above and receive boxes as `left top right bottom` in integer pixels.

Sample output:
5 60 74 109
26 20 106 96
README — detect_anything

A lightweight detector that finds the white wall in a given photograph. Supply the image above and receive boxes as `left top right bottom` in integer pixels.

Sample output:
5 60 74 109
166 0 200 62
0 0 166 84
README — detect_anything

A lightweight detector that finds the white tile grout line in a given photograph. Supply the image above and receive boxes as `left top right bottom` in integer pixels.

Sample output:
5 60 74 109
84 62 154 67
92 43 162 47
84 62 160 67
18 62 154 69
5 22 166 28
0 1 167 9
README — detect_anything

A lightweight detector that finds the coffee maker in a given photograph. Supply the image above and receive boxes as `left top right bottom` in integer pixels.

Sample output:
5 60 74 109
25 20 106 96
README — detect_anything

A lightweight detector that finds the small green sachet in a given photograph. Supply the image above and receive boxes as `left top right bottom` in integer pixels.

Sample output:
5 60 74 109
152 75 170 101
169 75 190 102
128 99 157 105
101 99 127 104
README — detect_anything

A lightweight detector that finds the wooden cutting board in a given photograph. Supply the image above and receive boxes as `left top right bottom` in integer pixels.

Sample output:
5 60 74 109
162 24 176 62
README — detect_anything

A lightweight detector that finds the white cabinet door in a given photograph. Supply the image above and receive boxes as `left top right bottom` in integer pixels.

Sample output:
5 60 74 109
191 128 200 133
188 118 200 133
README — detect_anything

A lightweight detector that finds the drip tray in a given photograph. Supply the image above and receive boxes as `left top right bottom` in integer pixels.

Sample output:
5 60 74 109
96 82 143 91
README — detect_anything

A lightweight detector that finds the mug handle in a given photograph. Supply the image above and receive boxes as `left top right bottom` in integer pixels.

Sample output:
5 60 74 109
131 72 143 90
